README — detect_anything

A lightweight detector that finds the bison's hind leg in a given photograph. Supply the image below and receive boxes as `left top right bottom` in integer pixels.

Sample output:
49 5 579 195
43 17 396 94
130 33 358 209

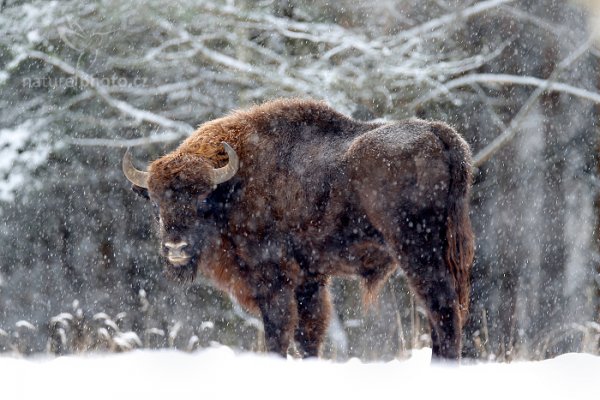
420 274 462 361
402 251 462 360
389 214 463 361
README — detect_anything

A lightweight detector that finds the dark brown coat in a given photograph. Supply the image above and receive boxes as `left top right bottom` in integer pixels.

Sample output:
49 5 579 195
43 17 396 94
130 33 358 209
125 98 474 360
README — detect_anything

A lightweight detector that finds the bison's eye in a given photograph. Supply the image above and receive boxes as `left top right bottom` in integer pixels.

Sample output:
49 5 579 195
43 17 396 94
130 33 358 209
131 185 149 200
196 197 212 217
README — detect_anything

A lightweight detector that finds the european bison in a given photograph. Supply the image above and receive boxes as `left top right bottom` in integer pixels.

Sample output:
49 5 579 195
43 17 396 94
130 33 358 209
123 98 474 360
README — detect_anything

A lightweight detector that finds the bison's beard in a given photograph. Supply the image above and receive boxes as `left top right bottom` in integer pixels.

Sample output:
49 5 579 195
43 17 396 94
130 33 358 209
162 255 198 283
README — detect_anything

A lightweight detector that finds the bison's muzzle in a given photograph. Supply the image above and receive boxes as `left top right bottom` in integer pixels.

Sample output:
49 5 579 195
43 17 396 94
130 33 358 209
164 241 191 266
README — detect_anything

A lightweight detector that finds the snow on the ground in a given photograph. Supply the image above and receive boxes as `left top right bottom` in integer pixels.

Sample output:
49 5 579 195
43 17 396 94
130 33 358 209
0 346 598 400
0 120 50 202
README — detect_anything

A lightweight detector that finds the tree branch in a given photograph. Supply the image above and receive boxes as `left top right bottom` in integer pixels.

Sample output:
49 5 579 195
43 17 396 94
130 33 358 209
394 0 514 41
472 37 593 168
64 132 183 148
24 50 194 136
411 73 600 109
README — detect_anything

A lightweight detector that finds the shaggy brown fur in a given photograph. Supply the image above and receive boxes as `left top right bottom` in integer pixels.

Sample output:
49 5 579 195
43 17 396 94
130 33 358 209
127 98 474 360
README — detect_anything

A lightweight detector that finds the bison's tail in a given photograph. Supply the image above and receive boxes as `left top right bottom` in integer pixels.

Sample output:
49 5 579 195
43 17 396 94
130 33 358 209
431 123 474 326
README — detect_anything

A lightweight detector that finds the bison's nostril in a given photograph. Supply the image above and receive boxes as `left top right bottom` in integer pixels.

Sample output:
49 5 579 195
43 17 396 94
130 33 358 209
164 241 191 264
164 241 188 251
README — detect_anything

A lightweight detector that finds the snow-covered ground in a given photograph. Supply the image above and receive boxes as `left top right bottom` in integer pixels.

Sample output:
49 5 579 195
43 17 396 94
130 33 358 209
1 346 598 399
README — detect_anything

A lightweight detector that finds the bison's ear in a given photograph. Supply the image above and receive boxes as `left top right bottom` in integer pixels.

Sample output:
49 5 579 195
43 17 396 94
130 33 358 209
131 184 150 200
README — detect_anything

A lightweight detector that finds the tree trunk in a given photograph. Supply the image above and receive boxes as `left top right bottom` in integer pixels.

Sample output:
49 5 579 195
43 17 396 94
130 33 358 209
594 61 600 333
535 39 568 357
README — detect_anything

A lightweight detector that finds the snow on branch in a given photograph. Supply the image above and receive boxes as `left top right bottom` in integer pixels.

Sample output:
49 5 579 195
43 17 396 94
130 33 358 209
153 18 327 100
394 0 515 40
6 0 590 161
24 50 193 137
411 73 600 109
472 38 594 168
196 2 385 55
65 132 184 148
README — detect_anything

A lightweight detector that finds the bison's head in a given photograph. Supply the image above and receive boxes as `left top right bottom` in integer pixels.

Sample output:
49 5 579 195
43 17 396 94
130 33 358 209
122 142 239 282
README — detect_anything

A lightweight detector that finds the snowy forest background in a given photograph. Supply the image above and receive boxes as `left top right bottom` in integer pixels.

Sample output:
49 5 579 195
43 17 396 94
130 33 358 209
0 0 599 361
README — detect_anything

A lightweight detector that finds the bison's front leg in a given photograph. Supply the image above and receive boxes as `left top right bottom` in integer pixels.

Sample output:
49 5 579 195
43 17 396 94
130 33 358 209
294 278 332 358
252 264 298 357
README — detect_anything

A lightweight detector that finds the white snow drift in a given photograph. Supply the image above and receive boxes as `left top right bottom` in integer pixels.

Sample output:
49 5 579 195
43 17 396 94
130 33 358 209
0 346 598 400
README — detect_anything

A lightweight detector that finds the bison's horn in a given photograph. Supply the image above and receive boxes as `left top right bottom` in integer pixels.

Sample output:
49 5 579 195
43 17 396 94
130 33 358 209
122 148 149 189
210 142 239 185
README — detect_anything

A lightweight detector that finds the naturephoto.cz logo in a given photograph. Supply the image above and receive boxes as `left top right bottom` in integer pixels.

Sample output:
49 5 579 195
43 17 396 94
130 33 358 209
22 75 148 89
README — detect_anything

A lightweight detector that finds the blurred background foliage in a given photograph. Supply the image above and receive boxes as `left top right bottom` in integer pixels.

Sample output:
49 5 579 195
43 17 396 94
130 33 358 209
0 0 598 360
